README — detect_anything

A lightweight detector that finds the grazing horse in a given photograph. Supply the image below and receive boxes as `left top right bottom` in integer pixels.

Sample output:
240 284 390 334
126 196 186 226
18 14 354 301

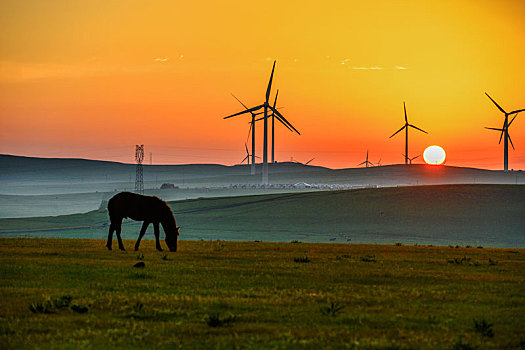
106 192 180 252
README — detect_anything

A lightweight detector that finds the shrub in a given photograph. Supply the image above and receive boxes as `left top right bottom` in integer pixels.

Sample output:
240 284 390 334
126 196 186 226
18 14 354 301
473 318 494 338
320 301 345 317
395 242 402 246
52 295 72 309
290 240 301 244
294 256 310 263
71 304 88 314
136 253 144 260
204 312 236 327
488 258 498 266
360 255 376 262
29 299 55 314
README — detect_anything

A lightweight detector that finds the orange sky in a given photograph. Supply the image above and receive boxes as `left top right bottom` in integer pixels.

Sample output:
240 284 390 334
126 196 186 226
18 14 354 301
1 0 524 169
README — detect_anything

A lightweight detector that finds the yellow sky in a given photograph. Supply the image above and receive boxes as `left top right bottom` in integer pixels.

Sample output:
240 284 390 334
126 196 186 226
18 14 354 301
1 0 524 169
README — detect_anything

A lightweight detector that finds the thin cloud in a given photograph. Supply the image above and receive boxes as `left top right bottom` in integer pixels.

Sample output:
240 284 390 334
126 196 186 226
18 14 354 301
395 66 407 70
154 57 169 62
341 58 351 65
352 66 383 70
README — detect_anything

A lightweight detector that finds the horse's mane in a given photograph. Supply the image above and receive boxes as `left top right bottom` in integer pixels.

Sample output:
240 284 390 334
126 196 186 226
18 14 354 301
155 196 175 225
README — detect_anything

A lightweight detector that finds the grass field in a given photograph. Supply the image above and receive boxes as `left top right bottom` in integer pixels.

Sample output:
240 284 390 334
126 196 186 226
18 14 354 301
2 185 524 247
0 238 524 349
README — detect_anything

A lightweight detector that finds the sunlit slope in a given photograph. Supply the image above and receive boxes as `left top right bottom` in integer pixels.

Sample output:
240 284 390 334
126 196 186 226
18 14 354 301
1 185 524 247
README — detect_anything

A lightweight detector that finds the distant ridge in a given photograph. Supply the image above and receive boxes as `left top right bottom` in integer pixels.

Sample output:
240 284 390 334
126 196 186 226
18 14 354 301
1 154 524 196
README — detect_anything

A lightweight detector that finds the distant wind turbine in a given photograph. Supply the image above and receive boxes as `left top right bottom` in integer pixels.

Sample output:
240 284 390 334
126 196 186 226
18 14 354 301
230 93 263 175
485 92 524 172
390 102 428 164
224 61 299 184
358 150 375 168
240 143 259 165
402 154 420 165
304 158 315 166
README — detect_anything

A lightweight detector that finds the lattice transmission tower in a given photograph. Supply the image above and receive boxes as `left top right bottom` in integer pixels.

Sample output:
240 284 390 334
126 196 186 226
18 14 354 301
135 145 144 195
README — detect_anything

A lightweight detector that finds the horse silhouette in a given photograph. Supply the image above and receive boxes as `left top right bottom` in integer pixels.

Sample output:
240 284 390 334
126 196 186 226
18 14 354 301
106 192 180 252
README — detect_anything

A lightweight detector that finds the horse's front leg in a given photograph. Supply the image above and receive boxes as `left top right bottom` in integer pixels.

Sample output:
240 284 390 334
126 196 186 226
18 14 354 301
153 222 163 251
135 221 149 251
115 222 125 251
106 223 116 250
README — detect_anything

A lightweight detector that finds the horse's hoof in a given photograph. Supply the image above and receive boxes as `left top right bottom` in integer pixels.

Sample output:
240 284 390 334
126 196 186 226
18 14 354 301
119 247 126 251
156 248 163 252
106 246 112 250
134 247 139 251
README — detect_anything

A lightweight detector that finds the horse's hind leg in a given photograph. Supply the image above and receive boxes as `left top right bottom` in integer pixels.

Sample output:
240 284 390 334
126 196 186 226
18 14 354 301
153 222 163 251
115 221 125 251
106 223 115 250
135 221 149 251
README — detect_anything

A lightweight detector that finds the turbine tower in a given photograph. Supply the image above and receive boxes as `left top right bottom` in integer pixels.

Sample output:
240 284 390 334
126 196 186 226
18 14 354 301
358 150 375 168
230 93 261 175
390 102 428 164
485 92 524 172
224 61 299 184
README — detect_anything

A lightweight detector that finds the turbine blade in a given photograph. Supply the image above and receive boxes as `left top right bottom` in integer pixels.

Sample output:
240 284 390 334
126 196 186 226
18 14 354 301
245 143 249 155
247 121 253 139
273 89 279 109
270 107 300 135
485 92 507 114
274 115 294 132
357 161 366 166
224 104 264 119
403 102 407 123
508 114 518 127
508 133 515 150
266 61 276 103
499 129 504 144
305 158 315 165
231 93 249 110
390 125 406 138
509 108 525 115
484 127 503 131
409 124 428 134
241 155 249 163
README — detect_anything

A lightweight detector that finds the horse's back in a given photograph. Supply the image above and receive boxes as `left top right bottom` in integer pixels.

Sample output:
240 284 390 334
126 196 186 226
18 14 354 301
108 192 165 222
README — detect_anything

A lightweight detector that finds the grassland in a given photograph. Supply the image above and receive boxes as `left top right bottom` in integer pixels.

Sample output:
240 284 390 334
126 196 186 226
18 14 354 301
0 238 524 349
2 185 524 247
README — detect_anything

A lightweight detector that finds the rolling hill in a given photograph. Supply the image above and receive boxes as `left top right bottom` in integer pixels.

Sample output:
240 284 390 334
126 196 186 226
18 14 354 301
1 184 524 247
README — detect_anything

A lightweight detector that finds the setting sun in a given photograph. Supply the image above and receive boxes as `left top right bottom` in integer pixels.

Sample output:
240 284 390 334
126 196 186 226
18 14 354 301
423 145 446 165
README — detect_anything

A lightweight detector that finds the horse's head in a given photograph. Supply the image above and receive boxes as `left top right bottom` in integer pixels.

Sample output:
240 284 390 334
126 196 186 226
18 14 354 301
165 226 180 252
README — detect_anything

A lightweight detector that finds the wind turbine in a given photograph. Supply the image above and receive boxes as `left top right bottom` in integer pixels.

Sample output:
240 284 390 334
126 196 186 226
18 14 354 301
230 93 263 175
390 102 428 164
485 113 518 171
224 61 299 184
402 154 420 165
358 150 375 168
240 143 259 165
485 92 524 172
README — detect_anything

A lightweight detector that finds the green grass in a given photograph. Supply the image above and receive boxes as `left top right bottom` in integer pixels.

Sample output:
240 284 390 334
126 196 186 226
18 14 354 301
1 184 524 247
1 238 524 349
